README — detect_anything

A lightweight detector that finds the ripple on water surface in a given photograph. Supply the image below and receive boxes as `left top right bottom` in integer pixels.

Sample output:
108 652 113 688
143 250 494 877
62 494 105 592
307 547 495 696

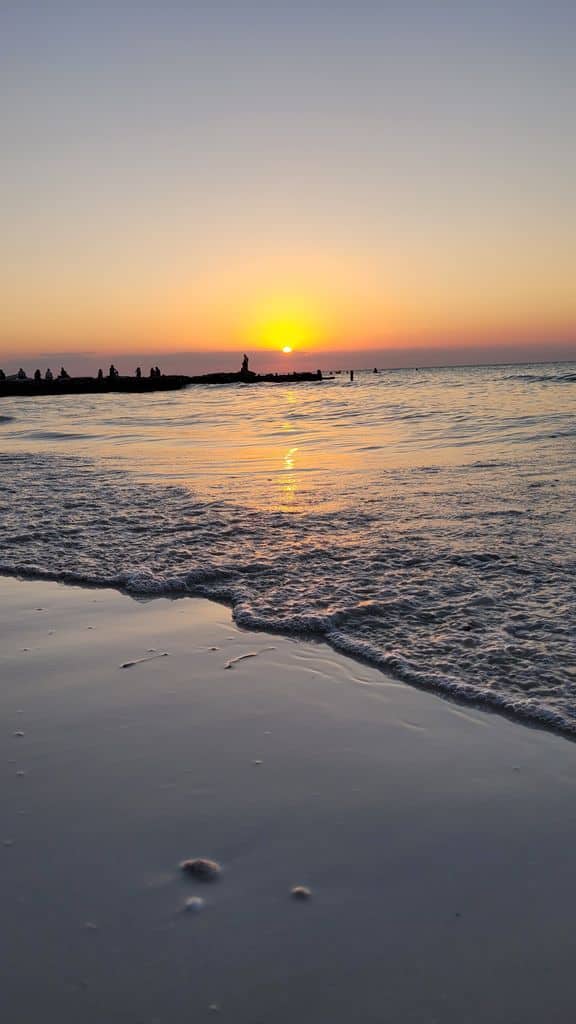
0 362 574 731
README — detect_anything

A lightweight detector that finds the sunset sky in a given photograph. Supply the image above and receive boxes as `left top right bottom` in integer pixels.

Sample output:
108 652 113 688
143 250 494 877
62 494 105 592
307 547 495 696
2 1 575 371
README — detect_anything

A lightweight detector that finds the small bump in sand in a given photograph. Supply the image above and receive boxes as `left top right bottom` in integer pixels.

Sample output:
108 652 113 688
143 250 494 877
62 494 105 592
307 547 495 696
291 885 312 900
180 858 222 881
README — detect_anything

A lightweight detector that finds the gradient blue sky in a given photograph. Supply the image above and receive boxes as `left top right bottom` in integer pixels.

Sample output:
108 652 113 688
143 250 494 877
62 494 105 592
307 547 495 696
2 1 575 370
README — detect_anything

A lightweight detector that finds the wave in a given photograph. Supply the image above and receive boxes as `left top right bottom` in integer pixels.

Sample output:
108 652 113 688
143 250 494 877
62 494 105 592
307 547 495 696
0 556 573 736
505 372 576 384
0 452 574 736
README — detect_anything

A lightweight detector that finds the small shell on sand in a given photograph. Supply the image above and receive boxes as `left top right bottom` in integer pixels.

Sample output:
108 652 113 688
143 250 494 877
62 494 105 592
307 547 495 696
291 885 312 900
183 896 205 913
180 858 222 881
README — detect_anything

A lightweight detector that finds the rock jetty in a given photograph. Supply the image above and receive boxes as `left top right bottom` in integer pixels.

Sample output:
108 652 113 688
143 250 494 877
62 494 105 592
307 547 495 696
0 369 324 397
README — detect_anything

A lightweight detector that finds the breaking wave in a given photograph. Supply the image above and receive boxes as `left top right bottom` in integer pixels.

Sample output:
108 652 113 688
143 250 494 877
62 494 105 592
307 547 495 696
1 449 575 734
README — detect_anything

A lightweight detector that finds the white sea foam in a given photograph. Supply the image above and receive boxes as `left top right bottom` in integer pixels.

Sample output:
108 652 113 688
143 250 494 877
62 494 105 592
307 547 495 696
0 363 574 732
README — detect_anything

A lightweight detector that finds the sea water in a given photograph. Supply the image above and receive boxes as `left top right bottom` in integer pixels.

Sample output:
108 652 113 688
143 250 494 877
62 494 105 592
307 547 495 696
1 362 574 730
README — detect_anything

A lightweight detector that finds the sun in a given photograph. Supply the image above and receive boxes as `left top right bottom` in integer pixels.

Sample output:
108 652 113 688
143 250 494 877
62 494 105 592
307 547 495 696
247 301 324 353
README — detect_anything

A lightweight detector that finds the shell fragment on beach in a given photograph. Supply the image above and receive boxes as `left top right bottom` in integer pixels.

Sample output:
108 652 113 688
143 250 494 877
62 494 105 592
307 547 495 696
120 651 168 669
183 896 206 913
180 857 222 881
291 885 312 900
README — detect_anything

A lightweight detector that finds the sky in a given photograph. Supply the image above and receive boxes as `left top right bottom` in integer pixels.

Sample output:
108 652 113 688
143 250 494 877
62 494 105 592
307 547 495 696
1 0 575 372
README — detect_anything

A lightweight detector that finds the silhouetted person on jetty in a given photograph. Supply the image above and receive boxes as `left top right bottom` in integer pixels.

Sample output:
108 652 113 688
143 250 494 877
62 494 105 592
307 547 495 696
97 368 104 380
0 369 6 381
17 368 27 380
349 370 354 381
45 368 53 381
109 364 119 379
135 366 142 379
58 367 70 379
155 365 161 377
34 369 41 382
240 353 254 380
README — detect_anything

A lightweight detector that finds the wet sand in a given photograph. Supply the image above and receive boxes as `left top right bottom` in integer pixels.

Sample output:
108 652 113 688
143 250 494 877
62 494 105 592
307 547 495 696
2 575 576 1023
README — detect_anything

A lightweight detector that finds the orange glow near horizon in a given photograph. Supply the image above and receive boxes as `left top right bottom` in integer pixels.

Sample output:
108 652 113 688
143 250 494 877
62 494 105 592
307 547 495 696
244 298 327 354
2 231 576 363
1 254 576 364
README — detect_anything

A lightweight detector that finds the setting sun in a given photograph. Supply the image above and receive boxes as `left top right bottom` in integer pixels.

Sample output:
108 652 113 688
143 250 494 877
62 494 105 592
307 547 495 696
245 299 327 354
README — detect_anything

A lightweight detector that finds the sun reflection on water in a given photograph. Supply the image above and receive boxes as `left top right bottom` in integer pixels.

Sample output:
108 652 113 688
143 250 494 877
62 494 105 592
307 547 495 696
278 445 299 508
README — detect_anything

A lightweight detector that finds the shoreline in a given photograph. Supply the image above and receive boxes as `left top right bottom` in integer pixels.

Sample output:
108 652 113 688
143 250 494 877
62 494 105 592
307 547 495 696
3 575 576 1022
0 564 573 741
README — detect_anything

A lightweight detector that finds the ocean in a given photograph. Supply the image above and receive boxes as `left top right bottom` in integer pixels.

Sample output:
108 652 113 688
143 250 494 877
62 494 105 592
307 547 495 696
1 361 574 731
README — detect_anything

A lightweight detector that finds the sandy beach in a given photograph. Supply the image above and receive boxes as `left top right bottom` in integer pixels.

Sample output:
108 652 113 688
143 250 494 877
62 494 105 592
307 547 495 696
2 574 576 1023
